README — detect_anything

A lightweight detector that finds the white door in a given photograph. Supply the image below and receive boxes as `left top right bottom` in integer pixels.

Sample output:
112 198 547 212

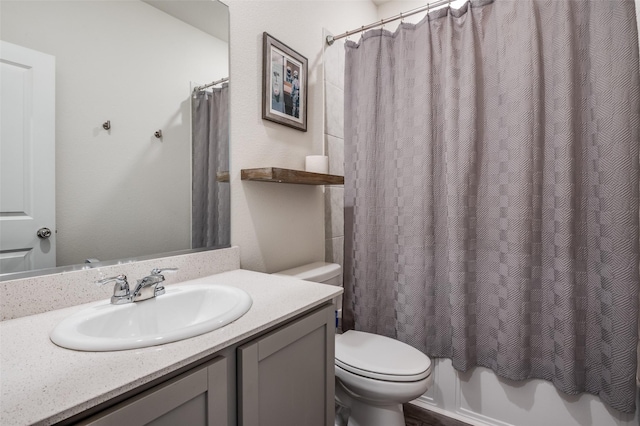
0 41 55 274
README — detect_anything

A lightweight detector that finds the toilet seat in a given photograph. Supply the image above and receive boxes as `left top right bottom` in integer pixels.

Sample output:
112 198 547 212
335 331 431 382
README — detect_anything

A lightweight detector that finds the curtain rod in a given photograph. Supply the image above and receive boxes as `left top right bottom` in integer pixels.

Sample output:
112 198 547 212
193 77 229 92
326 0 455 45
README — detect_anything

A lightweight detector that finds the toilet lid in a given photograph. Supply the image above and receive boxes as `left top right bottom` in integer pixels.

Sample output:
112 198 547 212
335 331 431 382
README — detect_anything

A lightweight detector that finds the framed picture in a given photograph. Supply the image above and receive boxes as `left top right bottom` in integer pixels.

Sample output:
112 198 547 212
262 32 308 132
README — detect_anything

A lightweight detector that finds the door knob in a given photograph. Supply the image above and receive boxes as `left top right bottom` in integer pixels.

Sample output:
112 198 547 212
37 227 52 239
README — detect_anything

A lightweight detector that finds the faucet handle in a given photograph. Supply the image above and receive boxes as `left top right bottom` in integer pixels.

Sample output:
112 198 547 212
96 274 130 298
147 268 177 299
150 267 178 275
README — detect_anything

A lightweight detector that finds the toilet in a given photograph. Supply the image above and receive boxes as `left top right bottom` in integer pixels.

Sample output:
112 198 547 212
274 262 433 426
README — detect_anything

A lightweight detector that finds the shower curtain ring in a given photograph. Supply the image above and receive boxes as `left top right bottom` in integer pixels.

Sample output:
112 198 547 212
400 12 404 23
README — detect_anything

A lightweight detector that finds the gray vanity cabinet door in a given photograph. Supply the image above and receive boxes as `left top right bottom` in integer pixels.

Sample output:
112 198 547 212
238 304 335 426
79 356 228 426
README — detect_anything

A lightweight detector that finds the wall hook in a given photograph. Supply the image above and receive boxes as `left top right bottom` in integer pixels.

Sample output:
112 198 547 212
154 130 163 139
102 120 111 130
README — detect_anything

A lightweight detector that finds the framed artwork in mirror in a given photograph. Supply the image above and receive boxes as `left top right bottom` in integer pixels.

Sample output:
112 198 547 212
262 32 308 132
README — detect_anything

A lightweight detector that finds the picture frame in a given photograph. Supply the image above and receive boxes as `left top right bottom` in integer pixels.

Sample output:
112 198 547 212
262 32 308 132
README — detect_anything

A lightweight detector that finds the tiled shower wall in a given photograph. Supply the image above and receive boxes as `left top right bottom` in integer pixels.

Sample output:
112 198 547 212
323 29 345 287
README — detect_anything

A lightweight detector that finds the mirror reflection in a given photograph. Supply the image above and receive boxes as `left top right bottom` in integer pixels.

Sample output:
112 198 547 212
0 0 230 278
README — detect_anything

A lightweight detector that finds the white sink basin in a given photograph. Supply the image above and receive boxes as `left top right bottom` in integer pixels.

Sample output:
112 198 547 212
50 284 252 351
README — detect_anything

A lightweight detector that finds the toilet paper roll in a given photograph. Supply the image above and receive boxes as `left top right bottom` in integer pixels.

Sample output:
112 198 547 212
305 155 329 174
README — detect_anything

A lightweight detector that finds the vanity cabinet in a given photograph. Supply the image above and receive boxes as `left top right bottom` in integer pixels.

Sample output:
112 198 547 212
67 303 335 426
238 304 335 426
78 356 228 426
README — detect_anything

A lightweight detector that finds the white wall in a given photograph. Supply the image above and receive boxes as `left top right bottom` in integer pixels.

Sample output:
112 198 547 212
1 0 379 274
637 0 640 43
227 0 377 272
323 29 346 290
1 1 228 266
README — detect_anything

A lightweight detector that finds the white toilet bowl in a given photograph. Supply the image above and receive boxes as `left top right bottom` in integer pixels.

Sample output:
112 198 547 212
272 263 433 426
334 330 432 426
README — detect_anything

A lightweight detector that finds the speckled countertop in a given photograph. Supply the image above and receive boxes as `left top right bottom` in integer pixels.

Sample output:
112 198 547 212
0 269 342 426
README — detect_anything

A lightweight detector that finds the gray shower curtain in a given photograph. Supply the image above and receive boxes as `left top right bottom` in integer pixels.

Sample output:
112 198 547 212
192 84 230 248
343 0 640 413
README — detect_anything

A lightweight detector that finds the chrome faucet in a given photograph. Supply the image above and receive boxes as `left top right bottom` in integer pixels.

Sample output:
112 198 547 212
96 267 178 305
96 274 131 305
131 268 178 302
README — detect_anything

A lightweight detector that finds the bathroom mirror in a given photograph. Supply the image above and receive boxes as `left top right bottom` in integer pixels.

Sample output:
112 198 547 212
0 0 230 280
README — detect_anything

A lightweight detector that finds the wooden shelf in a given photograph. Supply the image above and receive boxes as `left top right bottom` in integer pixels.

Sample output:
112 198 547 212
241 167 344 185
216 171 229 182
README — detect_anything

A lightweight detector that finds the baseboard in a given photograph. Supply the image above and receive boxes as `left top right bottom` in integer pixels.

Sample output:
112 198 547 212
409 398 501 426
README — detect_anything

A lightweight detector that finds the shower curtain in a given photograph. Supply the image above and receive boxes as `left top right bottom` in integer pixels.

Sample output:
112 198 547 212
343 0 640 413
192 84 230 248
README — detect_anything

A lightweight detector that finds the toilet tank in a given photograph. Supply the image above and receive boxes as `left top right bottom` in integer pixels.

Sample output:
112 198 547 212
274 262 343 330
273 261 342 286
